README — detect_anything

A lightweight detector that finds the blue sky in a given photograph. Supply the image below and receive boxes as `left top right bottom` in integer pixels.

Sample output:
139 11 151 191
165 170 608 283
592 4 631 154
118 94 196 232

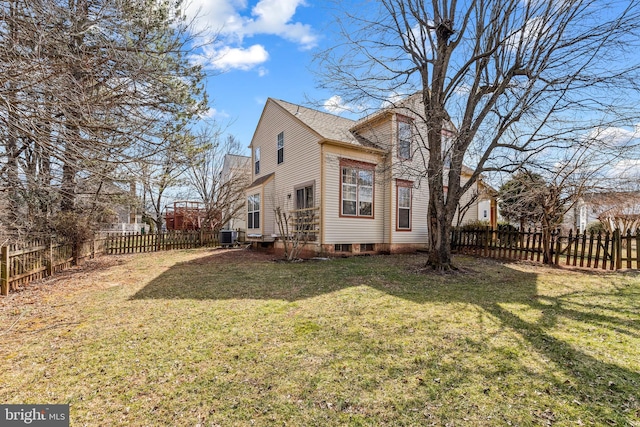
179 0 640 181
183 0 340 154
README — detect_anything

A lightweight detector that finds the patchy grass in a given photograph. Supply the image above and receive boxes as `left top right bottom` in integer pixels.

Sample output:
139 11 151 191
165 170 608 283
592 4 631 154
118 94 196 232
1 248 639 426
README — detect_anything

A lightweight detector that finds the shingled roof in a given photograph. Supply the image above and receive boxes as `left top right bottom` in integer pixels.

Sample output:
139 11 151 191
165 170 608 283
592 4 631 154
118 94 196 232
271 99 361 145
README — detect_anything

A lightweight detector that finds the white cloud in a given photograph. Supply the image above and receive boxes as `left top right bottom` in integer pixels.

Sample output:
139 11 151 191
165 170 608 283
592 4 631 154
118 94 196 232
200 107 231 119
183 0 318 65
504 16 549 52
199 44 269 71
323 95 353 114
587 125 640 147
184 0 246 35
380 92 407 108
608 158 640 178
244 0 317 49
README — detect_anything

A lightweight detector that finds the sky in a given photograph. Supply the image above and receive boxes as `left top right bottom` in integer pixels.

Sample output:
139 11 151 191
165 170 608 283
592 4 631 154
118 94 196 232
179 0 640 181
183 0 341 154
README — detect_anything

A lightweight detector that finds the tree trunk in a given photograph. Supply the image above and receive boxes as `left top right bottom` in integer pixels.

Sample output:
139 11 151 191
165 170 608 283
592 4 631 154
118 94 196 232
540 214 554 265
427 197 455 270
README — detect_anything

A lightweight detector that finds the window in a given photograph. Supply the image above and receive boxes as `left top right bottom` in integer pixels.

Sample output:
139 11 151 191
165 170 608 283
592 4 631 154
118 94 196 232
296 185 313 209
294 184 315 240
334 244 352 252
397 180 412 230
254 147 260 175
397 116 413 160
341 160 374 217
247 194 260 229
277 132 284 164
360 243 374 252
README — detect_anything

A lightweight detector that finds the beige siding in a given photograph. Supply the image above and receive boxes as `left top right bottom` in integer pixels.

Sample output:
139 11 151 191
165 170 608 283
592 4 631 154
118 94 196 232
456 177 479 225
249 99 323 239
385 112 431 245
263 179 276 236
390 177 430 244
354 117 393 150
322 146 386 244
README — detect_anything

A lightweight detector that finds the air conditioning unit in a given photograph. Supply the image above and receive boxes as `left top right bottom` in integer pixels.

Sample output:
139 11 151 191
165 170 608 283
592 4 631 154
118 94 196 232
219 230 238 247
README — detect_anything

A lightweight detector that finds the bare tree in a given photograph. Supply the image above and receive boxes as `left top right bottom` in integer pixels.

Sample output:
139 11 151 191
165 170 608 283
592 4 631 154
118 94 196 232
498 139 630 263
0 0 207 241
316 0 640 269
455 188 479 228
186 129 250 232
139 131 202 233
274 205 317 261
592 193 640 234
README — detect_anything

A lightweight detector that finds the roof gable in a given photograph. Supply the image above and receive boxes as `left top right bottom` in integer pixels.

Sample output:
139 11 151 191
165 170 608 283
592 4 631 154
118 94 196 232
269 99 360 145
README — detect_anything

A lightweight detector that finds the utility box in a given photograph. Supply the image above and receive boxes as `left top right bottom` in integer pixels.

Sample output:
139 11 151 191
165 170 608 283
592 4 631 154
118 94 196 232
219 230 238 247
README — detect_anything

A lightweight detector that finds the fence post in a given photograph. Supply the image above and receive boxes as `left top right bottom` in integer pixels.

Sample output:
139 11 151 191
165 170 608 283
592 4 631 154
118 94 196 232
1 245 9 296
47 239 54 277
614 229 622 270
484 228 490 257
553 230 561 265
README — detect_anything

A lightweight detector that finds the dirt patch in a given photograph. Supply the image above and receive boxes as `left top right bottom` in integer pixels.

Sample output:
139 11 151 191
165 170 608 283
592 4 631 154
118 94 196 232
187 247 277 265
0 248 275 312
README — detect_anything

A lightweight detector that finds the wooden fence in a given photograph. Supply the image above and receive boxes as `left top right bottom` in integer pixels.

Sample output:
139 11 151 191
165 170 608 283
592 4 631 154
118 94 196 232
104 230 219 254
1 230 220 295
452 228 640 270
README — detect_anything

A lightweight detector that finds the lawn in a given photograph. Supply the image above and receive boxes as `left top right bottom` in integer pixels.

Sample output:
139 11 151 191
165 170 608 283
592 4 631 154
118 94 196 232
1 248 639 426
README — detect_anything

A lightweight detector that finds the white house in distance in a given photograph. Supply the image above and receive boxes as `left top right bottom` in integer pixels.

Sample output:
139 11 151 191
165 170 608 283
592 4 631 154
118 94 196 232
564 191 640 233
220 153 251 232
244 94 496 255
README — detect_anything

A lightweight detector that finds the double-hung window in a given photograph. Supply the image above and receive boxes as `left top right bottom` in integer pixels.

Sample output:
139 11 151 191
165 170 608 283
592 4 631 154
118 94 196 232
396 180 412 230
254 147 261 175
296 185 313 209
341 160 374 217
277 132 284 164
247 194 260 229
397 116 413 160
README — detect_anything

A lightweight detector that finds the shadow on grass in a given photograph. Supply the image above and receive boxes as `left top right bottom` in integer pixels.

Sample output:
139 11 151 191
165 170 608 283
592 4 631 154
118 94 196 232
132 251 640 424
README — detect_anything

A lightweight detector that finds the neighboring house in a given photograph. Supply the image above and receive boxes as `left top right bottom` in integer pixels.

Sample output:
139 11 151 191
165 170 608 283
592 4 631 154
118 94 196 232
245 94 493 255
220 153 252 231
565 191 640 232
76 178 144 234
468 179 499 227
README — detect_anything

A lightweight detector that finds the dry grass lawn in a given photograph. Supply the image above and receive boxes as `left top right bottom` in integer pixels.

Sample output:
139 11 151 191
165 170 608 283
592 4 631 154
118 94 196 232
1 248 639 426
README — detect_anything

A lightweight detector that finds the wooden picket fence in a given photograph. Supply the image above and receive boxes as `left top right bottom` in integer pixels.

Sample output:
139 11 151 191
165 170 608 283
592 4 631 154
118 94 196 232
1 230 220 296
452 228 640 270
104 230 219 254
0 238 105 296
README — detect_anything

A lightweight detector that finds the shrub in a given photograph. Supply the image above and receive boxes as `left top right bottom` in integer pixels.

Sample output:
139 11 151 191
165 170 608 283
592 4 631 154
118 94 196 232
460 220 491 230
52 211 95 245
497 222 518 232
586 221 605 234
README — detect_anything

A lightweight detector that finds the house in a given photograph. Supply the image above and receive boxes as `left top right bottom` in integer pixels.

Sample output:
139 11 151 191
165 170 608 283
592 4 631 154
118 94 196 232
244 94 494 255
475 180 499 226
220 153 252 231
76 178 144 234
566 191 640 233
